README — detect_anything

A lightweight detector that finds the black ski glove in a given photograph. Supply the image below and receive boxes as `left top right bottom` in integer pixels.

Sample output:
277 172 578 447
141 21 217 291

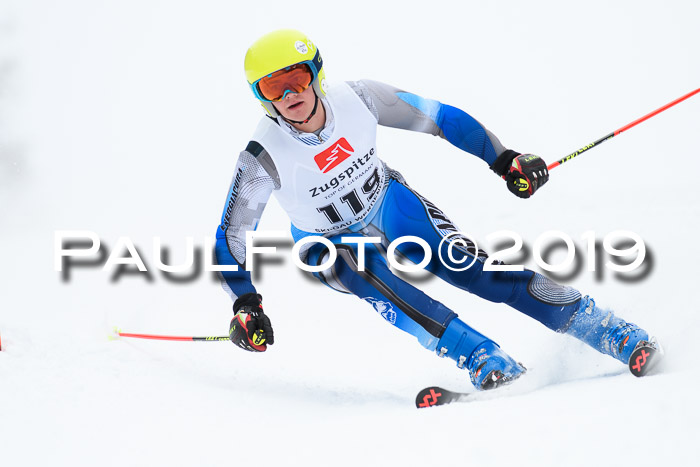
229 293 274 352
490 149 549 199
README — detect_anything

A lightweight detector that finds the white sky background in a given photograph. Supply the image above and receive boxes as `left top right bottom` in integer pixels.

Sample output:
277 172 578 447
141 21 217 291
1 1 700 466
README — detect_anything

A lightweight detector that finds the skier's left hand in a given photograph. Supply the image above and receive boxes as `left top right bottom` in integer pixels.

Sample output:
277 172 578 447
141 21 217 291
504 153 549 198
490 149 549 198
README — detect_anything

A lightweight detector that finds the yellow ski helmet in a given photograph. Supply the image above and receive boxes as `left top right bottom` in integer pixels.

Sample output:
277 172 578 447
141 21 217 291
244 29 326 117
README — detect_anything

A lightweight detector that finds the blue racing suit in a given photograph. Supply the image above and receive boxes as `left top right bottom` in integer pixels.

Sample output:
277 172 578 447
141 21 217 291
215 80 583 355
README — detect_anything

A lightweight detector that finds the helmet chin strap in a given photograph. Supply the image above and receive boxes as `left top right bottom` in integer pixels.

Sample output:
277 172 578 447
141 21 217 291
280 92 320 125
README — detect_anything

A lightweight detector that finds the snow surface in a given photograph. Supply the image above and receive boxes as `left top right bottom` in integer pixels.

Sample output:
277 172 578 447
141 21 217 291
1 1 699 466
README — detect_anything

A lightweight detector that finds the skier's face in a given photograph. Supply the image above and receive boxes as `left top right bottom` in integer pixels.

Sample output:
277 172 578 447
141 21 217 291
272 85 316 122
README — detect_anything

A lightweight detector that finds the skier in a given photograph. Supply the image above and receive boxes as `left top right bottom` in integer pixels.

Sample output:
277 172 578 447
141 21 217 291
216 29 659 390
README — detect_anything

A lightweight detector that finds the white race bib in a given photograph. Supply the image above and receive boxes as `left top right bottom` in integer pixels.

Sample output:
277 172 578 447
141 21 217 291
252 82 384 233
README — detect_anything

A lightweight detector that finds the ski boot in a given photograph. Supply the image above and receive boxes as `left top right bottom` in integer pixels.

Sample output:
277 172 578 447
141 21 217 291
566 296 662 376
437 318 526 390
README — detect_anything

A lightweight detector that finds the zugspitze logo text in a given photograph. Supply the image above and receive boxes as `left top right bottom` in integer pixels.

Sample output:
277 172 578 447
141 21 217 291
314 138 354 173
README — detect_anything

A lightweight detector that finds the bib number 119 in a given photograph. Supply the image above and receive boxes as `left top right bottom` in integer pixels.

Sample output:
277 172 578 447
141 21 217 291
317 168 380 224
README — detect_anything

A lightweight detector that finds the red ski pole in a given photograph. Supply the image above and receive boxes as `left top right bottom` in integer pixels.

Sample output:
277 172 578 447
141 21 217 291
548 87 700 171
112 327 229 342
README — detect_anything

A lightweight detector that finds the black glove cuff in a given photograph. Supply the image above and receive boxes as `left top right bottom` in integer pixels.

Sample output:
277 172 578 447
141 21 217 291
490 149 521 177
233 292 262 313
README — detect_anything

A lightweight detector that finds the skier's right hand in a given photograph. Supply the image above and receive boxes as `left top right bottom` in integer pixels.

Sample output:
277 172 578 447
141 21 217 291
229 293 274 352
